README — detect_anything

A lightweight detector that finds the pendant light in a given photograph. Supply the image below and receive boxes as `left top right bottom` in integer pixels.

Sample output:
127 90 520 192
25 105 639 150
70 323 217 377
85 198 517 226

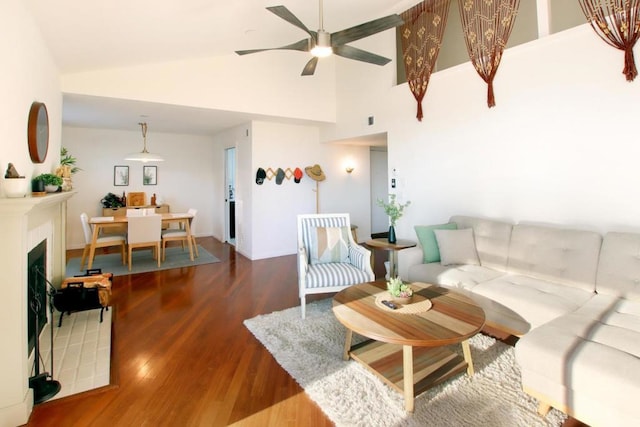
124 122 164 162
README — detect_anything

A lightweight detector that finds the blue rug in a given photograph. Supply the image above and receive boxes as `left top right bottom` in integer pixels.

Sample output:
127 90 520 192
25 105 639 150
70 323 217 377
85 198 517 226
66 245 220 277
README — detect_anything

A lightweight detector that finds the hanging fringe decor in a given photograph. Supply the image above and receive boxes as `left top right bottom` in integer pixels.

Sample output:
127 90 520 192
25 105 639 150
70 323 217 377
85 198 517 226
459 0 520 108
400 0 452 121
579 0 640 81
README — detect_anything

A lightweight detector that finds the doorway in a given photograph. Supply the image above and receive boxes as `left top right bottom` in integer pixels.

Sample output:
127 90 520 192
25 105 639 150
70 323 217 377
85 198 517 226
370 147 388 236
225 147 236 245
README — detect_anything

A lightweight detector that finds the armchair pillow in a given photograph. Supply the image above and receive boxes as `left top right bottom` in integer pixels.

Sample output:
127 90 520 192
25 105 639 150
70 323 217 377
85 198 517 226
434 228 480 266
310 226 350 264
414 222 458 263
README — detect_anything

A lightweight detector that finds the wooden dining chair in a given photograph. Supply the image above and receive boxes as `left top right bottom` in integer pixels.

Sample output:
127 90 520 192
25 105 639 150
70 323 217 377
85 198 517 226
161 208 197 261
80 213 126 270
127 214 162 271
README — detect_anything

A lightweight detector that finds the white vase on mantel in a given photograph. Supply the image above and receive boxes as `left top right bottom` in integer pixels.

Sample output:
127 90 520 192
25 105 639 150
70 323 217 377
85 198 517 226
2 177 28 198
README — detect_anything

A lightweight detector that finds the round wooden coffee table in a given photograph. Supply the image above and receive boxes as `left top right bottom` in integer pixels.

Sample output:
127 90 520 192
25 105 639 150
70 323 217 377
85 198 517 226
332 281 485 412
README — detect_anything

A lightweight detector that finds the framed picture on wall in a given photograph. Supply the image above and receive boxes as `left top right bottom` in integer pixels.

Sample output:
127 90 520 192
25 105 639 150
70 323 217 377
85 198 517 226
143 165 157 185
114 166 129 186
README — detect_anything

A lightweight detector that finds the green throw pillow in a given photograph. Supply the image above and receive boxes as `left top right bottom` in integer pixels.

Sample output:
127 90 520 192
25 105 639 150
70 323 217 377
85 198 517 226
414 222 458 263
310 226 350 265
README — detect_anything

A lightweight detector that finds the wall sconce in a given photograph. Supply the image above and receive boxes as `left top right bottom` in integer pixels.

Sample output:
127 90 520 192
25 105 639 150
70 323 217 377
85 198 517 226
345 166 354 174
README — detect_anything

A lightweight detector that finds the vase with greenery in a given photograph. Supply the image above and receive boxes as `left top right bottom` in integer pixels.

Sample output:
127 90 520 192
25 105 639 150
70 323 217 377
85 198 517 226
387 277 413 304
376 194 411 244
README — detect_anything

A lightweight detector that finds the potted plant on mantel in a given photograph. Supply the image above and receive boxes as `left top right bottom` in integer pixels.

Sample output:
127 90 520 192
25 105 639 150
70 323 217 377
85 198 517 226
55 147 81 191
35 173 63 193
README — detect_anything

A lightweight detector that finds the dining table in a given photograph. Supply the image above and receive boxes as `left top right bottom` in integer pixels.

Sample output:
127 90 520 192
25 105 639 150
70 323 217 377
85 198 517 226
88 212 195 269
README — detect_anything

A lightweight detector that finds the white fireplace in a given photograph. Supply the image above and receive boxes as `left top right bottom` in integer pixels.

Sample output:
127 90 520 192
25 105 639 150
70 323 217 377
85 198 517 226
0 192 74 426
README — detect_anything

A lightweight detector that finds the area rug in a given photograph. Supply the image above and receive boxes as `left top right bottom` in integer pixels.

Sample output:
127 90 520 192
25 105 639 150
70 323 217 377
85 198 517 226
66 245 219 277
244 299 567 427
39 308 112 400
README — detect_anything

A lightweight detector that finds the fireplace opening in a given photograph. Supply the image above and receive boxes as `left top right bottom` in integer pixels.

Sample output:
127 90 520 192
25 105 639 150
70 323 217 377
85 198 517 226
28 240 47 355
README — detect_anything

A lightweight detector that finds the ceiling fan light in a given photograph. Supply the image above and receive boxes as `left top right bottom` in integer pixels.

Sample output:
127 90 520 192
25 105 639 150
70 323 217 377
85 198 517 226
311 45 333 57
311 30 332 57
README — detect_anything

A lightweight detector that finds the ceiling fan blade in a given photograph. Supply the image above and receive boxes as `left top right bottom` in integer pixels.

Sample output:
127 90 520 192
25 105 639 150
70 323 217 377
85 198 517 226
333 45 391 66
235 38 310 56
266 5 314 37
331 14 404 46
301 57 319 76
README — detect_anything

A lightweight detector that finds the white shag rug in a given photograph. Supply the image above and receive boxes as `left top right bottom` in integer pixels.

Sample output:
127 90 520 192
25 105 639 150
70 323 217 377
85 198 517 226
244 299 567 427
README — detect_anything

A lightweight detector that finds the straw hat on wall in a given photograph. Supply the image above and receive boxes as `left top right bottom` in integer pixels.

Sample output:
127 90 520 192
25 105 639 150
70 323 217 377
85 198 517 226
305 164 326 182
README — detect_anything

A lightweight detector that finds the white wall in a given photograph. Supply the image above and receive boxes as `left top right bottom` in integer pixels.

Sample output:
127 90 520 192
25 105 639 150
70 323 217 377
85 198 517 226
246 121 372 260
0 1 61 187
0 1 61 424
62 127 217 249
60 53 338 123
332 24 640 239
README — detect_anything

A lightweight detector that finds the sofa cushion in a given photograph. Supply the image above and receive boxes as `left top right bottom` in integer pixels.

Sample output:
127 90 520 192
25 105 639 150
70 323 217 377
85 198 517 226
473 274 594 328
407 262 504 291
309 226 350 265
450 216 513 270
596 232 640 300
414 222 457 263
516 294 640 426
507 224 601 292
434 228 480 266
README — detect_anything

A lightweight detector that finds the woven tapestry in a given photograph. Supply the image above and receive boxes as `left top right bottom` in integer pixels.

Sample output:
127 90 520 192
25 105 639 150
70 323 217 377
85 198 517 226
579 0 640 81
459 0 520 107
400 0 452 121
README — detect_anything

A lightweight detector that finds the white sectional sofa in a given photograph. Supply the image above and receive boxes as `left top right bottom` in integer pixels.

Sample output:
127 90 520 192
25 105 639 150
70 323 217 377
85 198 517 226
398 216 640 426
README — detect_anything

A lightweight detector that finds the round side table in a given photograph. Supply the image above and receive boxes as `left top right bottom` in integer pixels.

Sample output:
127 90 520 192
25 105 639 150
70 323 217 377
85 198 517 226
365 238 416 279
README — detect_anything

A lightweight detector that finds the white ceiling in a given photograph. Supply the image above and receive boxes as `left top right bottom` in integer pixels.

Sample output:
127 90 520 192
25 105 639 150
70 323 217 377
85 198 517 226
26 0 416 138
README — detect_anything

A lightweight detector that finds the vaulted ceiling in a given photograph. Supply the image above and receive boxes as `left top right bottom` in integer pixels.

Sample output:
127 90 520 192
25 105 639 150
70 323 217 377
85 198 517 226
26 0 413 136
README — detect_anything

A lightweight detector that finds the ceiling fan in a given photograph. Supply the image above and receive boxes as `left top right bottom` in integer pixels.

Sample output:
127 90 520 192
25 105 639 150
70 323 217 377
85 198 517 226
235 0 404 76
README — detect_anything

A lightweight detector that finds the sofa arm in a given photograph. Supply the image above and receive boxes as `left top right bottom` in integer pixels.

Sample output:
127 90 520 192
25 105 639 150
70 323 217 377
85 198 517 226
397 246 423 281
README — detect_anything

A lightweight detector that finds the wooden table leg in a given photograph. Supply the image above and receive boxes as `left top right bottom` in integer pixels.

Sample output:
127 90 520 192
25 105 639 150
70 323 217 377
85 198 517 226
342 329 353 361
87 224 101 270
403 345 414 412
461 340 474 376
185 219 194 261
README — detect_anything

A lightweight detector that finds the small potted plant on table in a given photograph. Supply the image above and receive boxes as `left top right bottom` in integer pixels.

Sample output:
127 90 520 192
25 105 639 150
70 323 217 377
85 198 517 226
387 277 413 304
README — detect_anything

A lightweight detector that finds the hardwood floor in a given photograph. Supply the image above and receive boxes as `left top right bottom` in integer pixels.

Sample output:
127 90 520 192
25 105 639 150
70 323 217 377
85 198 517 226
26 237 586 426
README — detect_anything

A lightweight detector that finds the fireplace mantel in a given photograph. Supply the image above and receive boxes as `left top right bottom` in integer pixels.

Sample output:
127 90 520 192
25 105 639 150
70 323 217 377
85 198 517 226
0 191 75 215
0 191 75 425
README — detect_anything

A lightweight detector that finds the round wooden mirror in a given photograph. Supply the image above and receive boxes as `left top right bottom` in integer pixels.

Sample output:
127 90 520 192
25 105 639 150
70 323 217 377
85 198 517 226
28 102 49 164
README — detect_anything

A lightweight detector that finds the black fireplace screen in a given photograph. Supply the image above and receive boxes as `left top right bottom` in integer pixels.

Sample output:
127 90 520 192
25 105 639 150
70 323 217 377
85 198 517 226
28 240 47 355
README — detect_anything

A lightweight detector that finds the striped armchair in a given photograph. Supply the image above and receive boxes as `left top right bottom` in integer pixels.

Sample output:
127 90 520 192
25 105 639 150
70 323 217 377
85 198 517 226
297 213 374 318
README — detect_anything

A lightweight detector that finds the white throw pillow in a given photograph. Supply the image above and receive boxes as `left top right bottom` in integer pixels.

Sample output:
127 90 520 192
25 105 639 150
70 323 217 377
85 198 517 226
433 228 480 266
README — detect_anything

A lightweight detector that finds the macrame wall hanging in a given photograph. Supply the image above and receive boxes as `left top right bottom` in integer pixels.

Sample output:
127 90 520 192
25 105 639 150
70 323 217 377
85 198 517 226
579 0 640 81
459 0 520 107
400 0 452 121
